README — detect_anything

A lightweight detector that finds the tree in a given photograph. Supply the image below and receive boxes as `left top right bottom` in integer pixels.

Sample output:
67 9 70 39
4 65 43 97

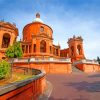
5 42 23 77
0 60 10 79
97 56 100 64
5 41 23 58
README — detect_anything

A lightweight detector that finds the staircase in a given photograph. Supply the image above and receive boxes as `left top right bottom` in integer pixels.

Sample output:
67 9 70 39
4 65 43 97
72 65 83 73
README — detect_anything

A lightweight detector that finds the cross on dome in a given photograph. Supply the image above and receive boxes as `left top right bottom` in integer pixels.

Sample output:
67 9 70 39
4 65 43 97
33 13 43 23
36 13 40 18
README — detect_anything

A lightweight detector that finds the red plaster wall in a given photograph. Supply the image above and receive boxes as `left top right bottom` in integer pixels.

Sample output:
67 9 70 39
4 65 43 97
60 48 69 58
13 62 72 74
84 64 99 73
76 63 100 73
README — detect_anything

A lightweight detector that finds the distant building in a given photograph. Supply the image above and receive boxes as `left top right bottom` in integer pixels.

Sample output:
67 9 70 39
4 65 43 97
0 21 18 59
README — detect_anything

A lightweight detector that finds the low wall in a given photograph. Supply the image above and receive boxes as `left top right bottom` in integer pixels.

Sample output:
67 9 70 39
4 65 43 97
13 62 72 74
0 69 46 100
75 60 100 73
83 63 99 73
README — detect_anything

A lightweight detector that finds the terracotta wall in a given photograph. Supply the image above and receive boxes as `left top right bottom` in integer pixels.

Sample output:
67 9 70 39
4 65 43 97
0 76 46 100
76 63 100 73
75 63 84 71
13 62 72 74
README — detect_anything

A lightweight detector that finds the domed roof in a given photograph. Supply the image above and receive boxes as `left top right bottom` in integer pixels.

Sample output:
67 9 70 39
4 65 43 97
33 13 43 23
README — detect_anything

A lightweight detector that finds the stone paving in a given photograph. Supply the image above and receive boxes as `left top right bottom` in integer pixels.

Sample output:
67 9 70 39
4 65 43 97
46 72 100 100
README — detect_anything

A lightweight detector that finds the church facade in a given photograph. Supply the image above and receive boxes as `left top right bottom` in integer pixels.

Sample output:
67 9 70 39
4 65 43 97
21 13 60 59
21 13 85 62
0 13 99 73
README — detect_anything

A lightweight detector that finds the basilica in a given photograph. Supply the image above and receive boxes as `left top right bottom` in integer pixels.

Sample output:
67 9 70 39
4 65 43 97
0 13 99 73
21 13 85 63
0 13 85 61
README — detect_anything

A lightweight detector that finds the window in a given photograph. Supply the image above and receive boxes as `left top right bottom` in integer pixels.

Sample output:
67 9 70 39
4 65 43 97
77 45 81 55
22 45 25 53
56 49 58 56
50 46 52 54
40 40 46 53
2 33 10 48
40 26 44 32
29 45 31 53
34 44 36 52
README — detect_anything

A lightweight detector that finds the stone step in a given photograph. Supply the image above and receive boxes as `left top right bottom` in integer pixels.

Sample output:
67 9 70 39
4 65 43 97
72 66 83 73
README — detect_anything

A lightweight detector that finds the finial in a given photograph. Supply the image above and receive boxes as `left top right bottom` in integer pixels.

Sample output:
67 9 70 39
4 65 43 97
36 13 40 18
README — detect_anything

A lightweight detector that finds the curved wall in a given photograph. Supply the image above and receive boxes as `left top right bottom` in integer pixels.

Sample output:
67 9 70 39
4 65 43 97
0 69 46 100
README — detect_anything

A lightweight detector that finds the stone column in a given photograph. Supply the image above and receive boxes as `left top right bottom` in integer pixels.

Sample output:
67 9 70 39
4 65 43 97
31 44 33 53
25 45 26 53
58 48 60 56
0 32 3 48
46 41 50 54
9 33 15 46
36 39 40 53
28 45 29 53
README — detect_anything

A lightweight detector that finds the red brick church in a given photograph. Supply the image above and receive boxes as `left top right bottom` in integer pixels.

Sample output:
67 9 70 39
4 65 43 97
0 13 99 73
21 13 85 62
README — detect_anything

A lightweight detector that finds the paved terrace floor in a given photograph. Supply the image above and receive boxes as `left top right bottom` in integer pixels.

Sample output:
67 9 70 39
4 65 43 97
46 73 100 100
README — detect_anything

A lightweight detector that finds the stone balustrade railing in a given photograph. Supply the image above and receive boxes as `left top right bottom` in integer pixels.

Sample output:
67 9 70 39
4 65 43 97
9 57 71 63
73 59 99 65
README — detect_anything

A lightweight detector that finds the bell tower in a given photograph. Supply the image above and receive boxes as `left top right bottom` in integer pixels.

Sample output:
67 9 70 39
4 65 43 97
68 35 85 62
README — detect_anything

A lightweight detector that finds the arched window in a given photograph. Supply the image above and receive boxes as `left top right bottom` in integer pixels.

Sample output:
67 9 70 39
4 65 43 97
40 26 44 32
40 40 46 53
71 46 74 56
2 33 10 48
34 44 36 52
56 49 58 56
77 45 81 55
50 46 52 54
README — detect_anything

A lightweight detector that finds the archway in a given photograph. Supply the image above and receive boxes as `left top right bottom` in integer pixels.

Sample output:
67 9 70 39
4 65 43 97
77 45 81 55
40 40 46 53
2 33 10 48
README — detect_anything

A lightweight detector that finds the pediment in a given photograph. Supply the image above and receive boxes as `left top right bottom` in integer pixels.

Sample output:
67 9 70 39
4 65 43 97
39 33 48 37
0 22 16 29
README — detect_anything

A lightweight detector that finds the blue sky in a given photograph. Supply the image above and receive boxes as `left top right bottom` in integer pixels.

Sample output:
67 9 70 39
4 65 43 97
0 0 100 59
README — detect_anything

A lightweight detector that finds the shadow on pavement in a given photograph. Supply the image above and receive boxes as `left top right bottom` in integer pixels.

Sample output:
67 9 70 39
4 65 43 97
49 96 89 100
64 81 100 92
88 74 100 78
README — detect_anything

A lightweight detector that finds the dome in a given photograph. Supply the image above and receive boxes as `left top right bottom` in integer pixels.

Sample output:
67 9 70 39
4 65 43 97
23 13 53 41
33 13 43 23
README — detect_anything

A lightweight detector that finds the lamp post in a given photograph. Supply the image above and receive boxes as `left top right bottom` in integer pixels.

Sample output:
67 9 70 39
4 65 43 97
28 58 31 74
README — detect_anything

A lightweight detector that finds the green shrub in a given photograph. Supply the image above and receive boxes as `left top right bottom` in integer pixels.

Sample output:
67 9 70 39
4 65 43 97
5 41 23 58
0 60 10 79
